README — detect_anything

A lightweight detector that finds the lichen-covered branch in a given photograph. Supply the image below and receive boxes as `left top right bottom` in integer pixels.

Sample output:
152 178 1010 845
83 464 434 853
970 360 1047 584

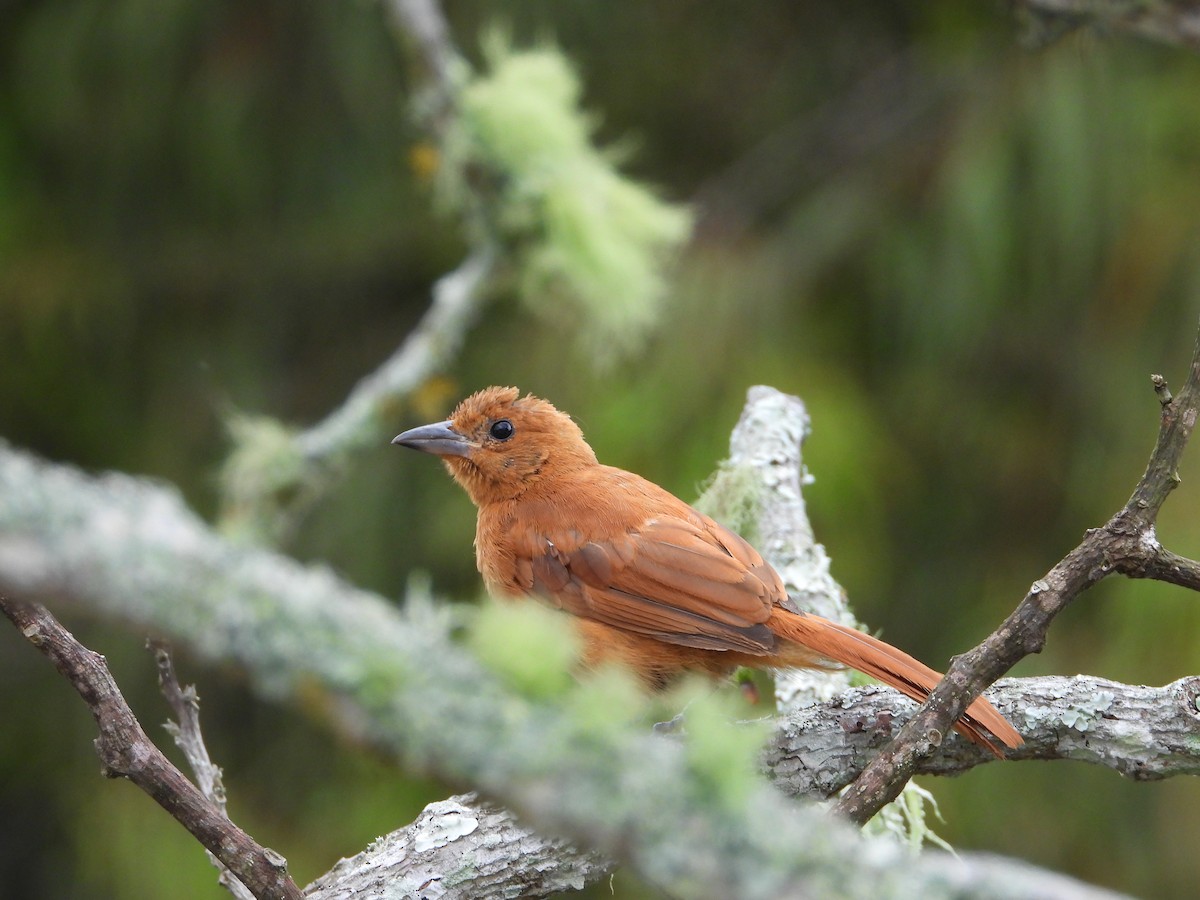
291 248 495 465
299 666 1200 899
218 0 495 540
219 221 496 542
835 321 1200 823
384 0 462 123
306 671 1200 900
305 794 608 900
0 431 1140 899
702 385 857 710
766 675 1200 798
0 599 302 900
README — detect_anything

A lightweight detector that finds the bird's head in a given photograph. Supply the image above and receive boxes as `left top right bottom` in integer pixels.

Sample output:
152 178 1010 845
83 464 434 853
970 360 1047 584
392 386 598 505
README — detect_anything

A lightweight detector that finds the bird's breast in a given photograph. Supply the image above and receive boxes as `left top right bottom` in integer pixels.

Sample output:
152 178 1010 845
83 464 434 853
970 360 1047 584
475 504 545 597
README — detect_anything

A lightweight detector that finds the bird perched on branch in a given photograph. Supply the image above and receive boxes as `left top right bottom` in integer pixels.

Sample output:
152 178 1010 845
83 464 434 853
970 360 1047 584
394 386 1022 755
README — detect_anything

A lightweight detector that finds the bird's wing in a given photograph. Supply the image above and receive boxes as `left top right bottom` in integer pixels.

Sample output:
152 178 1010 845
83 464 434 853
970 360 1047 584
518 515 784 654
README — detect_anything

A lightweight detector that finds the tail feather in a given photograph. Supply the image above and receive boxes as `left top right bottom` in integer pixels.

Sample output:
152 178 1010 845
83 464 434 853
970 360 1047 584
768 610 1022 757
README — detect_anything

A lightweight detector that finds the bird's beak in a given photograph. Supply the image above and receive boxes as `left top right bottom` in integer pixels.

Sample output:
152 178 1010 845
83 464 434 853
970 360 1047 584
391 420 474 458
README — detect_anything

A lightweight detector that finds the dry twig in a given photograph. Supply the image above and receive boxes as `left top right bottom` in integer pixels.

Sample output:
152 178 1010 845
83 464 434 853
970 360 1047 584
836 322 1200 823
152 641 255 900
0 598 302 900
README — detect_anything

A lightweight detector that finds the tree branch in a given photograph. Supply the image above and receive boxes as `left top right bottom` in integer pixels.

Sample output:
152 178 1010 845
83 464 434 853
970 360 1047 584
835 321 1200 823
306 669 1197 899
288 0 492 465
291 247 494 465
766 675 1200 798
0 598 302 900
1013 1 1200 51
219 0 496 539
153 642 255 900
304 793 608 900
717 385 858 709
383 0 461 117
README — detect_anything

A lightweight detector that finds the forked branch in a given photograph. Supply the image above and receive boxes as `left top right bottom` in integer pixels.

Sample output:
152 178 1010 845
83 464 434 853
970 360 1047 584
836 321 1200 823
0 598 302 900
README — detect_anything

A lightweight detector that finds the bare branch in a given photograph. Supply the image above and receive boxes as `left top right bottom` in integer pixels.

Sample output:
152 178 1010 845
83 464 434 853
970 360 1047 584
153 642 254 900
0 598 302 900
836 321 1200 823
1134 546 1200 592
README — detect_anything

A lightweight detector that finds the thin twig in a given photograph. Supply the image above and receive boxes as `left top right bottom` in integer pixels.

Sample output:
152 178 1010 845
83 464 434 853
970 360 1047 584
153 643 227 809
835 321 1200 823
292 246 495 463
0 598 302 900
383 0 461 130
218 0 497 537
152 641 254 900
292 0 483 469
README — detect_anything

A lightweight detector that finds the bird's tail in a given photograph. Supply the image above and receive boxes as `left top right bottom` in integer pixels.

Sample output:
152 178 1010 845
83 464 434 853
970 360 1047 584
767 609 1022 757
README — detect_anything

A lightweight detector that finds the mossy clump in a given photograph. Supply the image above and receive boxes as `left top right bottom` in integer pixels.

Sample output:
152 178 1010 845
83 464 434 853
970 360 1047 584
443 38 692 362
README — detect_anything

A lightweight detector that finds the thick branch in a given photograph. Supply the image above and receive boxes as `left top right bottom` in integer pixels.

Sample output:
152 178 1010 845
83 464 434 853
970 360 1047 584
314 672 1198 898
767 675 1200 798
836 322 1200 823
305 794 608 900
0 599 301 900
721 386 856 710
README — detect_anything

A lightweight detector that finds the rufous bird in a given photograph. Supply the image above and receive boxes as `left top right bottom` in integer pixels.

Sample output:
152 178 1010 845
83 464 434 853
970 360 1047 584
393 386 1022 755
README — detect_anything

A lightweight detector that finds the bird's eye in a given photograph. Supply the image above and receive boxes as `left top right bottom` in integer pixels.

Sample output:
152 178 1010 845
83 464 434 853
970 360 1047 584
489 419 515 441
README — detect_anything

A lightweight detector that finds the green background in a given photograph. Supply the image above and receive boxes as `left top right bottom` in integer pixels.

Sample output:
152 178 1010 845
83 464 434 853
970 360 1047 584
2 2 1199 897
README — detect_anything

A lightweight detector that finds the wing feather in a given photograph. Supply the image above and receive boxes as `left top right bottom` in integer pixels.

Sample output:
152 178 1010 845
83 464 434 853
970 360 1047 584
523 514 783 653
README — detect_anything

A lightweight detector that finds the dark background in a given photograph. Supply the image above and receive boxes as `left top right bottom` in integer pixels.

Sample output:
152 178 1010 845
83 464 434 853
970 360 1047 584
2 2 1199 897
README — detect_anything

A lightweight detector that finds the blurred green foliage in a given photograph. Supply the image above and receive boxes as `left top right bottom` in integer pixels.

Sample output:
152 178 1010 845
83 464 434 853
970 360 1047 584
2 1 1200 898
469 598 581 700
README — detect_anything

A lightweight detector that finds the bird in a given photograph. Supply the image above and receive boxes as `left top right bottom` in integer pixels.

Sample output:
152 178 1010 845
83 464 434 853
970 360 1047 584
393 386 1022 755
